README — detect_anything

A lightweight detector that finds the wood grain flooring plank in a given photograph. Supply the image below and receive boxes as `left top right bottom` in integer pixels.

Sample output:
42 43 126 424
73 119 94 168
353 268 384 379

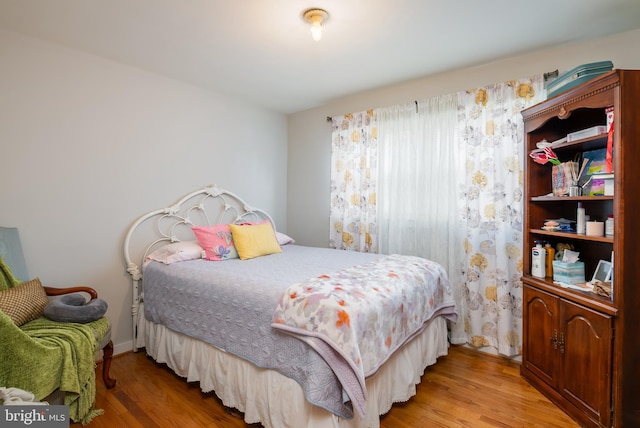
77 345 579 428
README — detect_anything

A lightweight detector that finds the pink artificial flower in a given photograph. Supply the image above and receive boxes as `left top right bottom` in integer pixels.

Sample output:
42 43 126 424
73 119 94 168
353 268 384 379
529 152 549 165
543 146 561 165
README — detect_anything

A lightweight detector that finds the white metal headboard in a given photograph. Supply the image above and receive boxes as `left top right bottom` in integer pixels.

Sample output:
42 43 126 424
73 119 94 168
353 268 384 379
123 185 275 351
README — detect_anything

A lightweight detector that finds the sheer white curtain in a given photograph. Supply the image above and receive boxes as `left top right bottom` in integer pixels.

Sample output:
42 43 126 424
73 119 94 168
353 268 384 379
377 95 466 343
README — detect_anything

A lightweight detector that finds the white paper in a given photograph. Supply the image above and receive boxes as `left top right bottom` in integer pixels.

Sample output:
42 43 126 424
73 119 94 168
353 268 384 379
562 249 580 263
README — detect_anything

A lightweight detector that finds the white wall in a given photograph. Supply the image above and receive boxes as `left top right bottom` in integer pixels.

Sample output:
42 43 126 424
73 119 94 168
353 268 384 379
0 29 288 355
4 26 640 356
287 29 640 247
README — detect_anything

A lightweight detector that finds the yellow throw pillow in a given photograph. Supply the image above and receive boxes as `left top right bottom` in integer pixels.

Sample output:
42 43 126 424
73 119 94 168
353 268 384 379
0 278 48 326
229 222 282 260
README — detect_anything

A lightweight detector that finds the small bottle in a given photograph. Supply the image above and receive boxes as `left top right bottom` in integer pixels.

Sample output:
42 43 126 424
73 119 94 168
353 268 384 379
531 242 546 279
544 243 555 278
605 215 614 237
577 202 586 234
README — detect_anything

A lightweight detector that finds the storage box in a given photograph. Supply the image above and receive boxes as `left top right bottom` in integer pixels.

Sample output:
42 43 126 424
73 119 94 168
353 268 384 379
552 261 585 284
547 61 614 98
591 173 614 196
567 125 607 142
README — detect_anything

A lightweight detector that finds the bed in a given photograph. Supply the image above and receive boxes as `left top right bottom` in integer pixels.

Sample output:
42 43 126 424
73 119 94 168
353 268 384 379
123 186 457 428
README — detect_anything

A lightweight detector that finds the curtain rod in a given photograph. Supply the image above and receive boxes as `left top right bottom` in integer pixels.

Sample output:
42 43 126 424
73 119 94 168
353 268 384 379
326 70 558 121
544 69 559 81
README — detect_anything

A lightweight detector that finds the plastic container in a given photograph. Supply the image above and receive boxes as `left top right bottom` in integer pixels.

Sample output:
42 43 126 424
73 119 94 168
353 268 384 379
532 243 546 279
606 215 614 237
545 243 555 278
577 203 586 234
547 61 614 98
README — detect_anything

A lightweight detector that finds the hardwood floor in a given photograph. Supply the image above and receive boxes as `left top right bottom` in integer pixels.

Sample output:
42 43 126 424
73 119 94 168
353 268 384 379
81 345 580 428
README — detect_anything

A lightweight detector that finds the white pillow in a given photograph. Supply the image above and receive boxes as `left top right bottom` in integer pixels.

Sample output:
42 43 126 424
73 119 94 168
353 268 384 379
145 240 204 264
275 232 295 245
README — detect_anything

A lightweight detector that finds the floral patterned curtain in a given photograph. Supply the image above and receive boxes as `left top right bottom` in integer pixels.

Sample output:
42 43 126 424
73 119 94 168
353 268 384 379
456 76 545 356
329 76 546 357
329 111 378 252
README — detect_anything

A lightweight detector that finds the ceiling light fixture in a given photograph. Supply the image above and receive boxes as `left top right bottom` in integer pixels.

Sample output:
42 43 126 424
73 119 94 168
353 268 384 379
303 8 328 41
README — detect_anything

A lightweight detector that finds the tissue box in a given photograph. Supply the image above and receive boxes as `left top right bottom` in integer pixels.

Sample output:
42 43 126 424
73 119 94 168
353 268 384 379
552 261 585 284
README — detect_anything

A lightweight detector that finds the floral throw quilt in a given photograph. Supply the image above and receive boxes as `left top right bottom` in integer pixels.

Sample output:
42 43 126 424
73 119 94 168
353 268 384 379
271 254 457 417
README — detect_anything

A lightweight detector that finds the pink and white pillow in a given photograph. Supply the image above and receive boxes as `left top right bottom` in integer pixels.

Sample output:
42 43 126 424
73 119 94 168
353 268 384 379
192 225 239 261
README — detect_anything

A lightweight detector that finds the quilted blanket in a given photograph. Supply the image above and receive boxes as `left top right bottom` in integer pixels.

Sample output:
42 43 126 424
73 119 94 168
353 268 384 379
142 245 384 419
271 254 457 417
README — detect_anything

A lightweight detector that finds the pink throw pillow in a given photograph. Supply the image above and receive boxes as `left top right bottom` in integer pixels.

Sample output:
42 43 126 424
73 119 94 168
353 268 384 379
192 225 239 261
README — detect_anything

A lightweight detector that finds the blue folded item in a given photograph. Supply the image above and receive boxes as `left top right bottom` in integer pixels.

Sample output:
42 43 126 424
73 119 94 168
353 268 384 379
542 218 575 232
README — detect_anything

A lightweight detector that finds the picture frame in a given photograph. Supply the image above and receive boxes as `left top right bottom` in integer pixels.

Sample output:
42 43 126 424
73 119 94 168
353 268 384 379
589 259 613 285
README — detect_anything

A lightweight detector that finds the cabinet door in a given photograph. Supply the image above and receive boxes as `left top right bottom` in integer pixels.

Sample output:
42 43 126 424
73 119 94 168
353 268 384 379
559 300 613 427
523 285 559 387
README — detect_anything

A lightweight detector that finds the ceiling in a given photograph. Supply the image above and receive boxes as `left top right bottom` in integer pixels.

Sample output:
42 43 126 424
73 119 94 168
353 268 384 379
1 1 640 114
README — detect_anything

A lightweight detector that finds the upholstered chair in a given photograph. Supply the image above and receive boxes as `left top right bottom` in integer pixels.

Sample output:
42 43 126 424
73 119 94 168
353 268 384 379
0 226 115 422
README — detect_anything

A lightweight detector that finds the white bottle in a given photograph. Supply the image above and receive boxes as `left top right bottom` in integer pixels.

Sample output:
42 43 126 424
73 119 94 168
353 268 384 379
605 215 614 237
577 202 586 234
531 242 546 279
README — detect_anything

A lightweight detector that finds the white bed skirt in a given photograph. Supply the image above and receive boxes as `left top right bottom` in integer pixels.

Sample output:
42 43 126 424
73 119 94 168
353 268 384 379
137 310 448 428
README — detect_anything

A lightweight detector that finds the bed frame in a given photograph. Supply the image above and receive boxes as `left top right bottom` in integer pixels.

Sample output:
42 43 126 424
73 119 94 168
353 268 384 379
123 185 274 351
122 186 450 427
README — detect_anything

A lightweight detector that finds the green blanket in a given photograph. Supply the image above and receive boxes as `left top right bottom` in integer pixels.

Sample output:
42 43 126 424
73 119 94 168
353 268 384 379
0 255 21 291
0 311 109 424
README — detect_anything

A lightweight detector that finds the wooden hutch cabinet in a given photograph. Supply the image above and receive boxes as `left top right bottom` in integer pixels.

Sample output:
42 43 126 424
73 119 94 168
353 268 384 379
521 70 640 427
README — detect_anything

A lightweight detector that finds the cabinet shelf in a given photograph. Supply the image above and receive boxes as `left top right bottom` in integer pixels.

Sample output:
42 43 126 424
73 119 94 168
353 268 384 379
530 195 614 202
529 133 608 154
528 229 613 243
523 274 616 315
